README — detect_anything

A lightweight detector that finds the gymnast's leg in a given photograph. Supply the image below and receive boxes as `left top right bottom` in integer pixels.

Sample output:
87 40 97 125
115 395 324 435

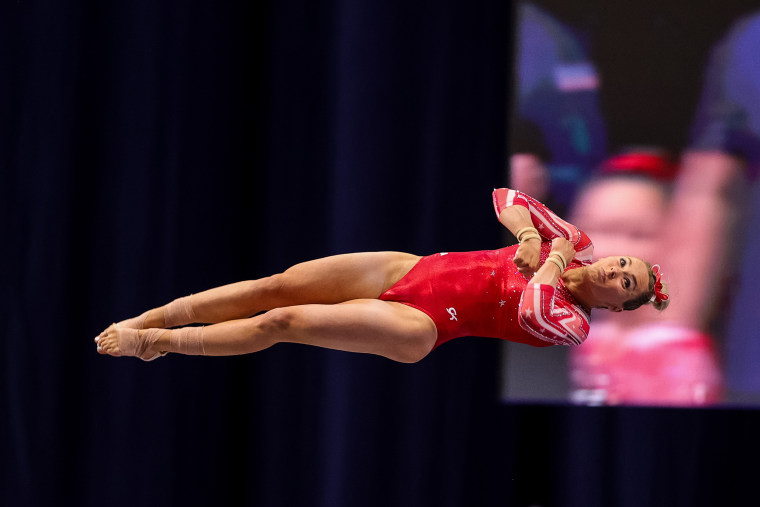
97 299 438 363
100 251 421 333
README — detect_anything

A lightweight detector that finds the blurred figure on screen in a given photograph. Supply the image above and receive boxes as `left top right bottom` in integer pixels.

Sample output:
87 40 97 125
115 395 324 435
509 2 607 215
669 11 760 402
509 117 554 211
568 150 723 406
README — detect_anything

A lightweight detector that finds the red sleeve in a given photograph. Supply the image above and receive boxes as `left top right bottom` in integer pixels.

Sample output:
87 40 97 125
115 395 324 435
492 187 593 264
518 283 590 346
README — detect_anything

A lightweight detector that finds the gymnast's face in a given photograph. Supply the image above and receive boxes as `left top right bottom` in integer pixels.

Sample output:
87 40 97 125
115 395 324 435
586 256 650 312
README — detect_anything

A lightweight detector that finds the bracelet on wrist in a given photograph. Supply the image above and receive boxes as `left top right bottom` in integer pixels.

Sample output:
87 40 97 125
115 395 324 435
547 252 567 272
519 233 541 243
545 256 565 273
516 226 541 244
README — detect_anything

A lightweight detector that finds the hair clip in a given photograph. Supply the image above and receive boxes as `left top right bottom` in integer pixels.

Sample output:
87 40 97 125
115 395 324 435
650 264 668 303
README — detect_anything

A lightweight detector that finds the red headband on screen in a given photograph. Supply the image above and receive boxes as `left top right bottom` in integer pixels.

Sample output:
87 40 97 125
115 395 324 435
600 153 678 182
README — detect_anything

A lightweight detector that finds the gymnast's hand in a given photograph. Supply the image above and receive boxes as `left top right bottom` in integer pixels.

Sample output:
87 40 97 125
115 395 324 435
513 238 541 276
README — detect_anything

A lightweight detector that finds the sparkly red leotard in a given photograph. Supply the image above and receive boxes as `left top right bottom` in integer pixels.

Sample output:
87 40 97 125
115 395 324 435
379 188 594 349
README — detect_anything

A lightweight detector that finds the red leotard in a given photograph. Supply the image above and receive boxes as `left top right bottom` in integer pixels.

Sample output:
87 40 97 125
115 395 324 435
379 188 593 349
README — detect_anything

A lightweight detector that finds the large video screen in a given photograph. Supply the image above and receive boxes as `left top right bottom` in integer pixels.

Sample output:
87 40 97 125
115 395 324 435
502 0 760 407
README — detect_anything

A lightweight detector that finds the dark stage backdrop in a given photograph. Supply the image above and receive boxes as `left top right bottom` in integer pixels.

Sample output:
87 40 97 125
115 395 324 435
3 1 760 506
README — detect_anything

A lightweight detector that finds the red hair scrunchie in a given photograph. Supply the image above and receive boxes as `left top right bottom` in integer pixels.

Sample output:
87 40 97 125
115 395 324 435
650 264 668 303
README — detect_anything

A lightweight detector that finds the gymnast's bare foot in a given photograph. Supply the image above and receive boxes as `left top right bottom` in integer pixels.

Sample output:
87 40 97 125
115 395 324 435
95 325 168 361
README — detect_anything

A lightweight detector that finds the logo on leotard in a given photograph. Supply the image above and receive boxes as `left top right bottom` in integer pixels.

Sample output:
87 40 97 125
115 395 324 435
446 307 458 321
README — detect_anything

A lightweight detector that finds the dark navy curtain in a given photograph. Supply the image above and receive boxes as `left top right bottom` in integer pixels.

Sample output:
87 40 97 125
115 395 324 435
4 1 760 507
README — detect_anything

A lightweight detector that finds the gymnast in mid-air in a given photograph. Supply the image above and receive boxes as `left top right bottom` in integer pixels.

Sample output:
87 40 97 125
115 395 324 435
95 188 669 363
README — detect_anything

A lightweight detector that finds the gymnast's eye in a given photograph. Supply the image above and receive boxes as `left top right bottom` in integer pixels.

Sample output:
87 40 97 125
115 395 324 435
620 258 627 267
624 278 631 289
